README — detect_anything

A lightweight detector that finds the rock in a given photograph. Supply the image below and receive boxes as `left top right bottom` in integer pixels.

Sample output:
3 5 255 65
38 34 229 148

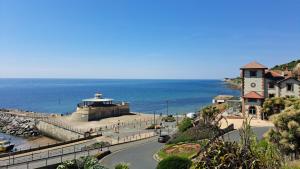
0 112 40 137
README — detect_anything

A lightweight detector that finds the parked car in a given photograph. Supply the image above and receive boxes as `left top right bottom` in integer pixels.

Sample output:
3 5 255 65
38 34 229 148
158 135 170 143
186 112 197 119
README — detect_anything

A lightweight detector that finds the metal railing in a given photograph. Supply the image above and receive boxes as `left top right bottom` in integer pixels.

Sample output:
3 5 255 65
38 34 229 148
0 131 156 169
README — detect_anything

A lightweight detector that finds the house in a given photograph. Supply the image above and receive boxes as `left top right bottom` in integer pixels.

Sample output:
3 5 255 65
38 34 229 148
241 61 300 119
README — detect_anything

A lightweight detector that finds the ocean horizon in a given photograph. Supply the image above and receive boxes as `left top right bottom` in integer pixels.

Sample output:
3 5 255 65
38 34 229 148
0 78 240 114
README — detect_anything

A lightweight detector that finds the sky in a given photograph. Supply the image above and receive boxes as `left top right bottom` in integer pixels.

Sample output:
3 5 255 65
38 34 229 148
0 0 300 79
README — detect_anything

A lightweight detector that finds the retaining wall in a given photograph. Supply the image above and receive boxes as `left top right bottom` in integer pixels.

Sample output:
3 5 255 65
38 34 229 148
36 121 83 141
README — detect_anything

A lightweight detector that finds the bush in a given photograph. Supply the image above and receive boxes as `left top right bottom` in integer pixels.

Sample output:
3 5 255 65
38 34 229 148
115 163 130 169
156 156 192 169
86 141 110 150
178 118 193 132
168 122 219 144
57 156 108 169
94 150 111 160
265 105 300 156
146 124 155 129
162 115 176 122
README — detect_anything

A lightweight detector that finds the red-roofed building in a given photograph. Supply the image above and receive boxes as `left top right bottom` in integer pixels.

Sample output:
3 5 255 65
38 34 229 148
241 61 300 119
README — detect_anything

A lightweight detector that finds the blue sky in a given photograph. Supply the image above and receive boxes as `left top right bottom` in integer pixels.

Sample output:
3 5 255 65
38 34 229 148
0 0 300 79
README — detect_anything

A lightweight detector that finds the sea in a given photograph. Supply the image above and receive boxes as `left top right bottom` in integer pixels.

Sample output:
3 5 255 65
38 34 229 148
0 79 240 114
0 79 240 147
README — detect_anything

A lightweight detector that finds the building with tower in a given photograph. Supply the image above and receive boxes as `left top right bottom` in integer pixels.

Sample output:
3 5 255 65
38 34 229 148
241 61 300 119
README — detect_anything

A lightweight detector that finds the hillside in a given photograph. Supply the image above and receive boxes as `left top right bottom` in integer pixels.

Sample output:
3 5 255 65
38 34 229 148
271 59 300 71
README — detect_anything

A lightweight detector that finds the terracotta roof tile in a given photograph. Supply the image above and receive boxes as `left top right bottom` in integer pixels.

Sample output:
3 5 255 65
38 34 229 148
243 91 264 99
265 70 283 78
241 61 268 69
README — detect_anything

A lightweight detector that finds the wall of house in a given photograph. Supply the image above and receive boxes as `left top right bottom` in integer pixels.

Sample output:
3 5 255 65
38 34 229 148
279 79 300 97
265 79 283 97
243 69 264 96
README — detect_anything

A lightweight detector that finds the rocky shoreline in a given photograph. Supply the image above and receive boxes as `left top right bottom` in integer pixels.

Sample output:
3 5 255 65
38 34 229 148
0 111 40 137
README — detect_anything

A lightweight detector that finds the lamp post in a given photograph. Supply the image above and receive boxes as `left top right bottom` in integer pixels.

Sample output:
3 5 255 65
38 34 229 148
153 111 156 126
176 112 179 126
117 120 120 133
166 100 169 116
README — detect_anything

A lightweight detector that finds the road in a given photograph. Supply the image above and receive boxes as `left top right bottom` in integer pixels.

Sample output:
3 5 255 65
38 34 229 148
223 126 272 142
100 137 163 169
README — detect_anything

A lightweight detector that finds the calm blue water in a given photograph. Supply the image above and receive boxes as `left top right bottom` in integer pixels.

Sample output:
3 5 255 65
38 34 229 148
0 79 240 114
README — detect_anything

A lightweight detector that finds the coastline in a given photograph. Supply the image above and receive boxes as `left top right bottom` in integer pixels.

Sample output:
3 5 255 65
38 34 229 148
223 79 241 90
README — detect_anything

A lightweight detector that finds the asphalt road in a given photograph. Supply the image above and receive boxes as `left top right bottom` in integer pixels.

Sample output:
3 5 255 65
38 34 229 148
223 126 272 142
100 137 164 169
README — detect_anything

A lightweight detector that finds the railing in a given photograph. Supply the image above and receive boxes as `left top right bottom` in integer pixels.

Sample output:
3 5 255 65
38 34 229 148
0 131 157 168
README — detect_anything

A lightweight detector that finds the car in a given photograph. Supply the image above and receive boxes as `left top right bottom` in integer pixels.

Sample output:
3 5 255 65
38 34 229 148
186 112 197 119
158 135 170 143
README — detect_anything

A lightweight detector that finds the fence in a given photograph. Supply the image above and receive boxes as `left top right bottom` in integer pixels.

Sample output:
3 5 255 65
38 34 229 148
1 111 178 135
0 131 157 169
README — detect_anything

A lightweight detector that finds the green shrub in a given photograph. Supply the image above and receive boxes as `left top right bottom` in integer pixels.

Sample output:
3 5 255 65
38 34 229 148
115 163 130 169
146 124 155 129
157 156 192 169
162 115 176 122
87 141 111 149
57 156 108 169
178 118 193 132
168 123 219 144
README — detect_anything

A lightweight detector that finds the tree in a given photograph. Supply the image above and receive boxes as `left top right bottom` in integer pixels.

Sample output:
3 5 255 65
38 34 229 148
200 104 227 126
262 97 285 118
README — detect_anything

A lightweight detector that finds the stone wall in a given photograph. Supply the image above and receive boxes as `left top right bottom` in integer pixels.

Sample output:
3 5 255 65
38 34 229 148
36 121 83 141
71 104 130 121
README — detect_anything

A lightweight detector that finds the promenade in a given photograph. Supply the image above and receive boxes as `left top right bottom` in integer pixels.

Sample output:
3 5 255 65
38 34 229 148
0 131 158 169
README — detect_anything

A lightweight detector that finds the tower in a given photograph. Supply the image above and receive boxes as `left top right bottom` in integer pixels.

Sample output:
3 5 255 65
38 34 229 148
240 61 267 119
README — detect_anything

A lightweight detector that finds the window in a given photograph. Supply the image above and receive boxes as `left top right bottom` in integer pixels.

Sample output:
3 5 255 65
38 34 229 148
287 83 294 91
249 106 256 115
269 94 275 98
248 98 257 103
250 71 257 77
269 83 275 89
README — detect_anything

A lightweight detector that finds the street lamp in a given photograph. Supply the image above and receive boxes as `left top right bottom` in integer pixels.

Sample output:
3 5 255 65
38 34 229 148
117 120 120 133
166 100 169 116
